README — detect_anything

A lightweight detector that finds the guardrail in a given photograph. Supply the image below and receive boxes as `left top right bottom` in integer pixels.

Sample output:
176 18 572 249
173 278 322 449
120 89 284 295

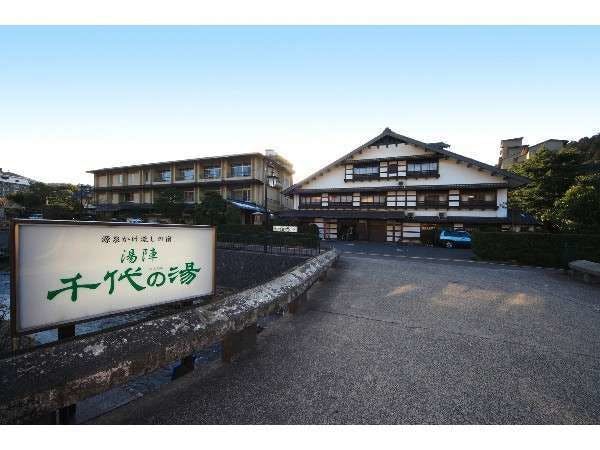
217 232 322 256
0 248 339 424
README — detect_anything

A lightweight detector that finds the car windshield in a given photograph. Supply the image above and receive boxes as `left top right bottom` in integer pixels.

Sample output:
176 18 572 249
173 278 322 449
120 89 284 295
445 230 470 237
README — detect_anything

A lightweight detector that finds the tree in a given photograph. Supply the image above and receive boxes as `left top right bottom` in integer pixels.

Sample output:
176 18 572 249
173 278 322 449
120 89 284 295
8 182 81 218
509 147 586 231
192 191 228 225
192 192 242 225
570 133 600 162
553 173 600 234
8 182 52 209
153 188 184 222
509 132 600 233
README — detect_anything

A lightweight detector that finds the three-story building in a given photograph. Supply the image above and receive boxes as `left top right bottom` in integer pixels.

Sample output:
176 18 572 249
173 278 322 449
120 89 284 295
89 150 294 222
280 128 532 241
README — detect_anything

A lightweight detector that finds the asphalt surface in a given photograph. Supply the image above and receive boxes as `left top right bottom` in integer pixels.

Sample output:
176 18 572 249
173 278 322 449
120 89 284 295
93 247 600 424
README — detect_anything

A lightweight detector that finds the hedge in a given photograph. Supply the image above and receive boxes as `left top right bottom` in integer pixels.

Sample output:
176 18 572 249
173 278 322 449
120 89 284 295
472 231 600 267
216 224 320 249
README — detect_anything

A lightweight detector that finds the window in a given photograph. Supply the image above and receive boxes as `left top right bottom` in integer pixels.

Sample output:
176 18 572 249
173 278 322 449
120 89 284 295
119 192 134 203
203 166 221 179
127 172 139 185
177 167 195 181
329 194 353 206
352 164 379 178
299 195 322 208
360 193 386 206
388 163 398 176
407 161 438 175
183 190 195 203
155 168 171 182
460 190 496 206
417 192 448 206
230 162 251 177
386 191 406 207
112 173 124 185
231 188 251 202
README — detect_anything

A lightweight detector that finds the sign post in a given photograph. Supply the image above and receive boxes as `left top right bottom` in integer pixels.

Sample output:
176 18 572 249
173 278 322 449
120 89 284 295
10 219 216 424
10 220 216 336
272 225 298 233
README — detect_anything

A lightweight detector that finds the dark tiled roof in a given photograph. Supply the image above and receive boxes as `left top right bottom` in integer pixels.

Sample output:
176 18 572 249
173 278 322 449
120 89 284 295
278 208 538 225
293 183 509 194
88 152 294 174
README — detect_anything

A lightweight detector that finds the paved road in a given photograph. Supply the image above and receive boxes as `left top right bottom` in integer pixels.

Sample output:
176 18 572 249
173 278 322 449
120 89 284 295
94 248 600 424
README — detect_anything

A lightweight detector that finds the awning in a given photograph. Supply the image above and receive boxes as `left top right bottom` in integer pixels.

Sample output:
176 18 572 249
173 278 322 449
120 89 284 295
227 200 268 214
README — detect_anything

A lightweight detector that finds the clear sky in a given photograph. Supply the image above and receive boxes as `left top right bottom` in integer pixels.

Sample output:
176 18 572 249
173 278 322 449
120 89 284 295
1 26 599 185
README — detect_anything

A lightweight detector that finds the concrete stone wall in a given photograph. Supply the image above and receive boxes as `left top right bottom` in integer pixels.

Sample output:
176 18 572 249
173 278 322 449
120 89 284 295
216 249 308 289
0 249 338 424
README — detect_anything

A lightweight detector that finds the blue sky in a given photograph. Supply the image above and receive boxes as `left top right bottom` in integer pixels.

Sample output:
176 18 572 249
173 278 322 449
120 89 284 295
1 26 599 184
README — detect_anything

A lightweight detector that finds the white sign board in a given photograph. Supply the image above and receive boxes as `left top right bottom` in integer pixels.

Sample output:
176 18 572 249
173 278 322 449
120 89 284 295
272 225 298 233
11 221 215 334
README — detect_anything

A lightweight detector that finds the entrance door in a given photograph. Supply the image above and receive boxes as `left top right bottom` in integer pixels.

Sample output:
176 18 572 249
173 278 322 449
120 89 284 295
356 221 368 241
368 220 387 242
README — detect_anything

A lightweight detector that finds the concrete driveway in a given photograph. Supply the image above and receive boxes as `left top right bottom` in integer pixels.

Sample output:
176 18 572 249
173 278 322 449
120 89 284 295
94 251 600 424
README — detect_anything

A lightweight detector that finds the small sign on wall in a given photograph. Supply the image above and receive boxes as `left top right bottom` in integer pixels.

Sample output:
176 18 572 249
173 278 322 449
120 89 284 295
272 225 298 233
10 220 215 335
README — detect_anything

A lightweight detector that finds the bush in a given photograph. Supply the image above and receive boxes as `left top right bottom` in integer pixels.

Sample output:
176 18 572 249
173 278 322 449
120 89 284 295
472 232 600 267
216 224 320 248
420 228 437 246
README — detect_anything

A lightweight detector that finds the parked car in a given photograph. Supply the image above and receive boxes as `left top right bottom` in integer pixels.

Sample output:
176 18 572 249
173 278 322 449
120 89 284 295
126 217 143 224
438 229 472 248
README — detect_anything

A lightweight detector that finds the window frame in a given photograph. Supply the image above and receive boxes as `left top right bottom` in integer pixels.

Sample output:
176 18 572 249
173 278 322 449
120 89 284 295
406 160 439 177
351 164 380 180
459 190 497 208
299 194 323 208
328 193 354 207
360 192 387 207
203 166 222 179
231 188 252 202
119 192 134 203
177 167 195 181
230 162 252 178
183 190 195 203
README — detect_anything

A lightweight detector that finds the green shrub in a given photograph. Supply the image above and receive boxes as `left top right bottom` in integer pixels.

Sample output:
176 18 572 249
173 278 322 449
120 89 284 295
216 224 320 249
420 228 437 246
472 232 600 267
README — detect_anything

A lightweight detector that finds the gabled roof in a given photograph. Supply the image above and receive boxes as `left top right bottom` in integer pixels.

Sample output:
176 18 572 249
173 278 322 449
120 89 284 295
283 128 529 194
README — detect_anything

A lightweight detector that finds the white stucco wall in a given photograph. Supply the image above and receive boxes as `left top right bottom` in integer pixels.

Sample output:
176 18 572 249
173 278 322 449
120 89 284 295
300 145 505 190
350 143 431 160
496 188 508 218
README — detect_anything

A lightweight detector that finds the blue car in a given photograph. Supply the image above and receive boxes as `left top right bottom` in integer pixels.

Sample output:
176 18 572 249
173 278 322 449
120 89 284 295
438 229 472 248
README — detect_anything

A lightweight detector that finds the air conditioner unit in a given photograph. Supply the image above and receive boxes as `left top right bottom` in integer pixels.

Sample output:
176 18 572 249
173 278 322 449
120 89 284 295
407 212 414 218
398 180 405 187
439 212 446 219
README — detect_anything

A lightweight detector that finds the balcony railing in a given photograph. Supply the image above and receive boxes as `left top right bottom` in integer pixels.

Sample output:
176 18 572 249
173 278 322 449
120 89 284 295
327 202 354 208
359 202 387 208
350 172 380 181
456 201 497 209
230 167 251 177
416 201 449 209
406 170 439 178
